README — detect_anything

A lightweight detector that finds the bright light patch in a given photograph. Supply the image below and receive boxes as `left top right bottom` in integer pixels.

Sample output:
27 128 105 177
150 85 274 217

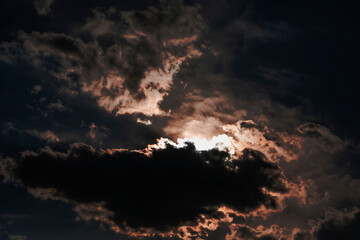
177 134 235 153
145 134 236 156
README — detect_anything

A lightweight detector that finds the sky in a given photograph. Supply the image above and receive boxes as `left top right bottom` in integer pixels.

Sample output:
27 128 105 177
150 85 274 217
0 0 359 239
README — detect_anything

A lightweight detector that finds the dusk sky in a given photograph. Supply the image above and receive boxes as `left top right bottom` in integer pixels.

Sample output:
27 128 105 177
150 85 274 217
0 0 359 239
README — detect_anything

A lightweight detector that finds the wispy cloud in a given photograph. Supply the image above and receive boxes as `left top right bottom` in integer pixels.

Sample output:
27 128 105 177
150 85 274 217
34 0 54 16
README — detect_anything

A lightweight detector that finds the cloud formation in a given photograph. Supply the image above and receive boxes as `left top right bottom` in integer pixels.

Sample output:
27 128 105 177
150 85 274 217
1 0 204 117
0 142 288 237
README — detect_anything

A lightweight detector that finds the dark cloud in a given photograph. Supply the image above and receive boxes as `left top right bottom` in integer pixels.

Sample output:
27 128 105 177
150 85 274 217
1 143 287 233
22 31 84 57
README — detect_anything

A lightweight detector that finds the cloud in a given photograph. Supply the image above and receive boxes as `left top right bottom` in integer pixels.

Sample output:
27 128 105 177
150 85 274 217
312 208 360 240
1 0 204 117
1 123 60 144
225 208 360 240
136 118 152 126
218 123 360 240
163 92 247 139
226 19 285 44
30 85 42 95
0 143 288 237
0 220 27 240
1 122 17 135
25 129 60 143
34 0 54 16
228 224 278 240
85 122 110 145
0 231 27 240
0 42 23 64
47 99 67 112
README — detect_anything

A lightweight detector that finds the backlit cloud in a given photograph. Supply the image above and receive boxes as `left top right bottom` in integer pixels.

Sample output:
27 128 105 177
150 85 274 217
1 143 289 238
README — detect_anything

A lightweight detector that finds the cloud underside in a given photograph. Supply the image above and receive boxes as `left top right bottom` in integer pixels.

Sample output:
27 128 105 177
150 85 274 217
1 143 287 234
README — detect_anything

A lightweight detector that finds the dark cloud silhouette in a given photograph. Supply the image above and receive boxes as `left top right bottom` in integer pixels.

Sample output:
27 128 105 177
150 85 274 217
1 143 287 232
22 31 84 57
